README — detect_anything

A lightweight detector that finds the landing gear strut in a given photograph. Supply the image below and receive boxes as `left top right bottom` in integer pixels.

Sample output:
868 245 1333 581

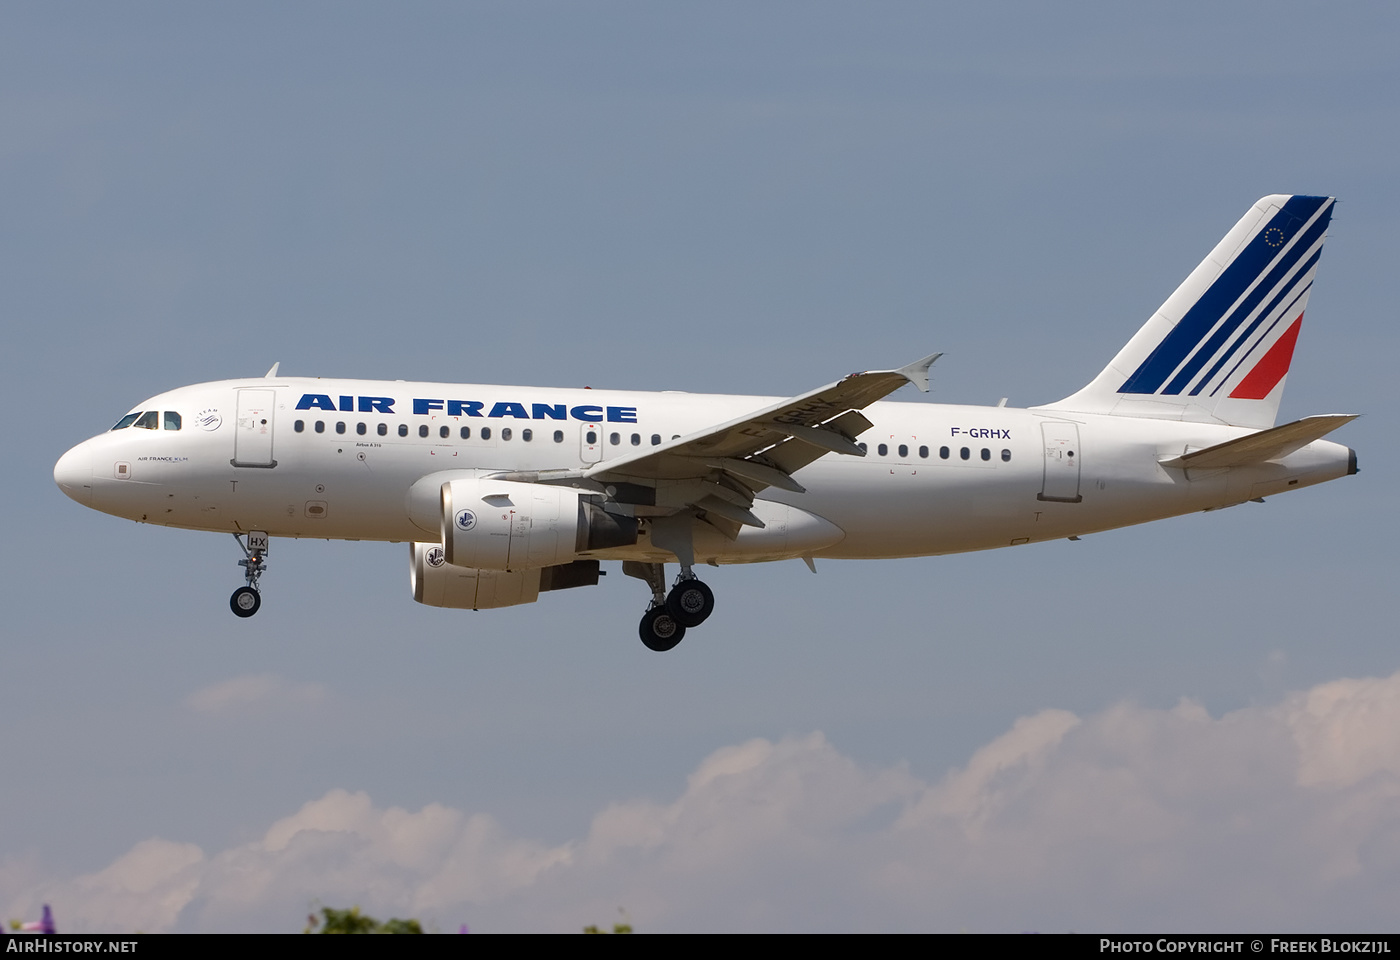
230 531 268 618
623 560 715 652
626 561 683 651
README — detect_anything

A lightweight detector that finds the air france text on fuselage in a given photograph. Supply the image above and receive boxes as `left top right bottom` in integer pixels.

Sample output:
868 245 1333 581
294 394 639 423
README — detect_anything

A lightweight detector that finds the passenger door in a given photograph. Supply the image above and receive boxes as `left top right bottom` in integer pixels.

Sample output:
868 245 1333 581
232 389 277 468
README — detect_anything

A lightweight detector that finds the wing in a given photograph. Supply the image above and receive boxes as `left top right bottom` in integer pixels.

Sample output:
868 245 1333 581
579 353 941 535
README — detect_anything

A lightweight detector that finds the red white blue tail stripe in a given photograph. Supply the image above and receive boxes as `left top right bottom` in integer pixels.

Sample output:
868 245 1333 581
1043 195 1334 429
1119 195 1331 399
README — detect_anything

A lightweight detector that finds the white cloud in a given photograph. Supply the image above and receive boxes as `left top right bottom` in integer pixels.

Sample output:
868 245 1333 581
11 671 1400 933
183 675 327 715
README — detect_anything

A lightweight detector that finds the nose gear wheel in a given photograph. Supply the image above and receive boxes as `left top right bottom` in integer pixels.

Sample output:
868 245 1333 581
230 586 261 617
230 532 268 618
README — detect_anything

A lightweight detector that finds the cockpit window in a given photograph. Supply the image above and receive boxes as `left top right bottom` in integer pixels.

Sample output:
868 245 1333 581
111 413 141 431
163 411 182 431
134 411 159 430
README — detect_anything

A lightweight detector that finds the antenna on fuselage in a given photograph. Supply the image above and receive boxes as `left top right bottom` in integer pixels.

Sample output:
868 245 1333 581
264 362 280 378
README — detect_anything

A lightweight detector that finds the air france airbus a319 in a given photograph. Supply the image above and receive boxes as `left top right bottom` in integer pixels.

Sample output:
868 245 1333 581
54 195 1357 651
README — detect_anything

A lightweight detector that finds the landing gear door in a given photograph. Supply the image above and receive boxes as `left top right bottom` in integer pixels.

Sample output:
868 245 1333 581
232 389 277 468
580 424 603 464
1038 421 1082 503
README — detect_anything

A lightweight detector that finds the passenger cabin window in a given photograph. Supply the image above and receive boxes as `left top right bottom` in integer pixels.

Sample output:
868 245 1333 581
440 426 449 439
134 411 159 430
610 432 620 445
357 423 367 435
981 447 991 461
398 424 408 437
480 426 492 440
461 426 471 440
336 422 346 434
378 423 388 436
502 427 513 441
940 446 949 459
1002 448 1012 462
651 434 661 445
898 444 908 458
554 430 564 443
877 443 888 456
960 447 970 460
294 420 305 433
919 445 929 458
315 421 325 434
631 433 640 446
111 413 141 431
163 412 181 431
418 425 429 438
522 428 533 442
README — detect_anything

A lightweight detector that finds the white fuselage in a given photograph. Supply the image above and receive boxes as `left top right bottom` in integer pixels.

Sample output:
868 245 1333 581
54 377 1354 564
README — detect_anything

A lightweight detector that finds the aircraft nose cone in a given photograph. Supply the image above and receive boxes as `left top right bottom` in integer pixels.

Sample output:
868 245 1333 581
54 443 93 504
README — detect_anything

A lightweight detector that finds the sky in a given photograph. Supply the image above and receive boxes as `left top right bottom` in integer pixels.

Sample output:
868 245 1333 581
2 1 1398 933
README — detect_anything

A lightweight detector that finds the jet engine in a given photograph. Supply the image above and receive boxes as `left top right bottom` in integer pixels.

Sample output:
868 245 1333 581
440 477 637 571
410 542 603 610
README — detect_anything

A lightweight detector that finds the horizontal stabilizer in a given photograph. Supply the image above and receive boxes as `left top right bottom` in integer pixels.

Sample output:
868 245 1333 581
1160 415 1357 469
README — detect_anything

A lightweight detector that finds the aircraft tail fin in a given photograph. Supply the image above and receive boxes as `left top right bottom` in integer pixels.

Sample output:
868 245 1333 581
1041 195 1335 429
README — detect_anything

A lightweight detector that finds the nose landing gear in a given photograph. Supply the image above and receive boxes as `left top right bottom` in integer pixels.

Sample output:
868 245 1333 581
230 531 268 618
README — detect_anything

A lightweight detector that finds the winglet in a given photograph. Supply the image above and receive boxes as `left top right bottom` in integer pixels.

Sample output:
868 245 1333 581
264 362 281 378
895 352 942 393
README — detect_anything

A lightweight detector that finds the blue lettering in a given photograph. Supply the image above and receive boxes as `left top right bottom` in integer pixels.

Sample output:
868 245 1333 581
948 426 1011 439
532 403 567 421
571 404 604 422
448 400 484 417
414 398 444 415
607 406 638 423
296 394 337 411
339 395 354 412
359 396 394 413
489 401 530 419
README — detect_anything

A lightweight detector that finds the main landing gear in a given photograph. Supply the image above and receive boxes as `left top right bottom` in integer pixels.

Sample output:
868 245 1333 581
230 531 268 618
624 561 716 652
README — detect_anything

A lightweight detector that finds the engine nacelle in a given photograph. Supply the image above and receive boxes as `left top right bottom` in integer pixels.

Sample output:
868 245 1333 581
411 541 540 609
410 542 604 610
441 477 636 571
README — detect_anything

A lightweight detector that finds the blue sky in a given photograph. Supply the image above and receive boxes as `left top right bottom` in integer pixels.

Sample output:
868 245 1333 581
2 2 1397 932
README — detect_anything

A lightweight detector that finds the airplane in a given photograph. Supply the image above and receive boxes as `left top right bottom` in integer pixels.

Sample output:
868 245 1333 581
53 195 1357 651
